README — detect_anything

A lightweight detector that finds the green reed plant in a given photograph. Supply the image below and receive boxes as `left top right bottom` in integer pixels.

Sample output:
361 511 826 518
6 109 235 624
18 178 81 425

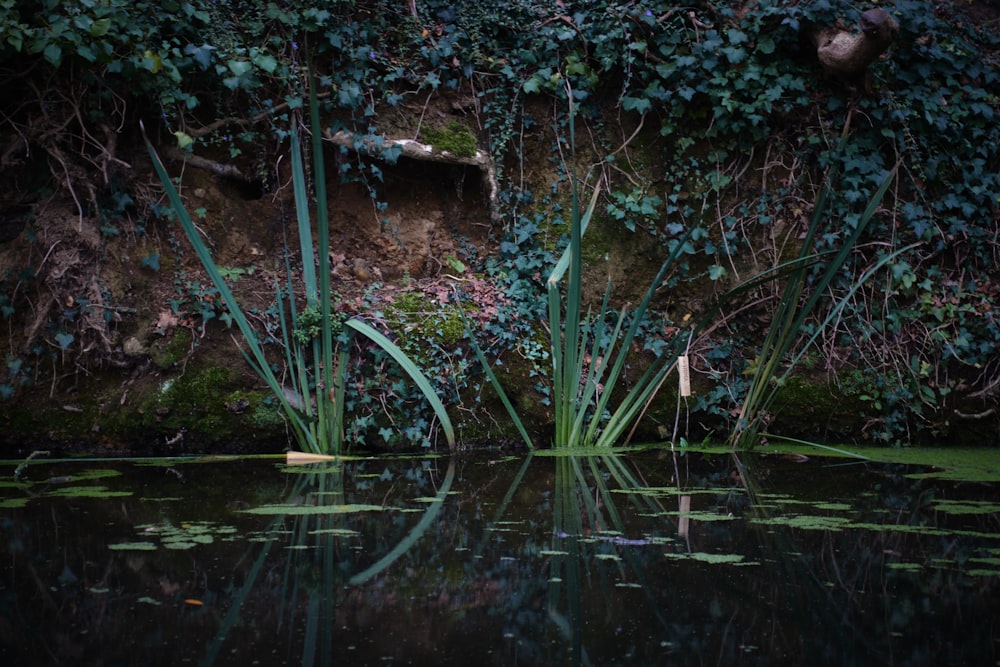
467 91 699 450
728 127 912 450
143 76 453 455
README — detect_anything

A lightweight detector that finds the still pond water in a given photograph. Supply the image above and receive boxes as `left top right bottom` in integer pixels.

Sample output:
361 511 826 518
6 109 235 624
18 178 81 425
1 447 998 666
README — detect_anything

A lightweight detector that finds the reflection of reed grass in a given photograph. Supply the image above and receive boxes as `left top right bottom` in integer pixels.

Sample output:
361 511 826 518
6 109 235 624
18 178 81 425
545 453 676 665
201 458 455 665
144 75 453 455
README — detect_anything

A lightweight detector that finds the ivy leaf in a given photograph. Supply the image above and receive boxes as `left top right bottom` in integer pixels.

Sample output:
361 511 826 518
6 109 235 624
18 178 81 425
90 18 111 37
55 332 74 349
380 143 402 164
522 76 541 94
142 50 162 74
622 96 652 114
184 43 214 70
252 53 278 74
708 265 727 281
227 60 252 77
43 43 62 67
338 81 361 107
77 45 96 62
140 253 161 272
173 131 194 150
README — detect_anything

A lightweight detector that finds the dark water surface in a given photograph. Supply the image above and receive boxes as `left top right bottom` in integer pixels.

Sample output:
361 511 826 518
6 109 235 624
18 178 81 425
1 448 998 666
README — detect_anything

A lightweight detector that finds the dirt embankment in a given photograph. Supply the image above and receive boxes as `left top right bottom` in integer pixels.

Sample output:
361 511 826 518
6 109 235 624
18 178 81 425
0 95 509 454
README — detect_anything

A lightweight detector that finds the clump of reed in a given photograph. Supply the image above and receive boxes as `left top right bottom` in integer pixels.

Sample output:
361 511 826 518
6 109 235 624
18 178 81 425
144 76 453 455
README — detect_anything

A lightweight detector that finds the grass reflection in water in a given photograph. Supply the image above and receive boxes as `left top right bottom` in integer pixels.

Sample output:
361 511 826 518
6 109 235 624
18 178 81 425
0 449 997 665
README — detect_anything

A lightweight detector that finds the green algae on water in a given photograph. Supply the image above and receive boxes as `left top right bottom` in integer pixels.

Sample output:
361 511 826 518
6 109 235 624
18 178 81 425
665 552 754 565
750 514 852 530
931 498 1000 515
108 541 158 551
44 486 132 499
243 503 387 515
666 510 736 522
129 521 240 551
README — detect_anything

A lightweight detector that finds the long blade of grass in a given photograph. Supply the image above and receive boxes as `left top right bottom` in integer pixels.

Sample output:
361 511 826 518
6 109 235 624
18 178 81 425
141 124 310 445
793 163 899 330
775 242 919 388
289 127 318 306
581 224 700 445
548 182 601 288
592 356 673 447
461 313 535 449
760 433 872 460
571 293 625 445
732 162 900 448
553 100 585 448
548 281 570 446
345 318 455 450
307 74 339 451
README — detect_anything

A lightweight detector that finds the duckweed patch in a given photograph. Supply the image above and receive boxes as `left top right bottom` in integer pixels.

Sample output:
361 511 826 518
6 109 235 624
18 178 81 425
133 521 240 551
665 552 755 565
966 569 1000 578
931 499 1000 515
886 562 923 572
667 510 736 522
242 503 388 516
750 515 853 531
44 486 132 499
108 541 158 551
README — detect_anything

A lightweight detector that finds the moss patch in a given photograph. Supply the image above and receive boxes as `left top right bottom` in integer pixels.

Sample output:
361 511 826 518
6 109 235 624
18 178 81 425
385 289 466 352
131 366 243 441
421 120 477 158
149 328 192 369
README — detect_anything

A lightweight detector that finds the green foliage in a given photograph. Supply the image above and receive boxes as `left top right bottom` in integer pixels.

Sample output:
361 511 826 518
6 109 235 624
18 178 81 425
4 0 998 445
293 304 344 344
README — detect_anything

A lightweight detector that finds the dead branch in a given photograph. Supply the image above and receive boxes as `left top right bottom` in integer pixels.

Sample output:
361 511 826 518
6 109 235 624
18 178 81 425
159 144 253 183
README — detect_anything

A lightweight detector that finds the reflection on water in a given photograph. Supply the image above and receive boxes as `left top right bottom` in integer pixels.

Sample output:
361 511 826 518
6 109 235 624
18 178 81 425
1 450 998 665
